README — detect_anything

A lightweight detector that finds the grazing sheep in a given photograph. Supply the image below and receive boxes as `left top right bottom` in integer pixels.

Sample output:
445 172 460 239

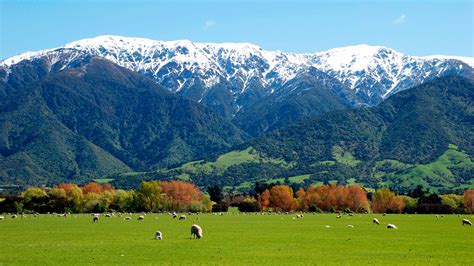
348 213 354 217
336 215 342 218
138 215 145 221
155 231 163 240
436 215 439 218
179 215 186 220
462 219 472 226
347 224 354 228
387 224 398 229
191 224 203 239
124 217 131 220
0 215 4 220
296 214 304 219
105 214 111 218
11 214 17 219
373 218 380 225
93 216 99 223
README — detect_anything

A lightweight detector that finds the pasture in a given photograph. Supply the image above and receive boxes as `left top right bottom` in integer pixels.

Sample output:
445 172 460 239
0 213 473 265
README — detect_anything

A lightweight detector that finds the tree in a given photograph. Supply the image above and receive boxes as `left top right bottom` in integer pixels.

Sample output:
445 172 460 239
160 181 205 212
269 185 296 211
259 189 270 210
207 185 223 203
81 182 104 195
463 189 474 214
372 188 404 213
345 185 369 212
138 181 162 212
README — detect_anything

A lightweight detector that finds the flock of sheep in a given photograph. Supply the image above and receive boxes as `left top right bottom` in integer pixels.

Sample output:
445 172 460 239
1 212 471 241
88 211 203 240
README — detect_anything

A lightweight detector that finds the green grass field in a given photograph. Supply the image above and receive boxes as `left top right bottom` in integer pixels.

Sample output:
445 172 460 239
1 213 473 265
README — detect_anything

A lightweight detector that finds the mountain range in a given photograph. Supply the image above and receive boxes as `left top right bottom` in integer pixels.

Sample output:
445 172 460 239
2 36 472 136
0 36 472 190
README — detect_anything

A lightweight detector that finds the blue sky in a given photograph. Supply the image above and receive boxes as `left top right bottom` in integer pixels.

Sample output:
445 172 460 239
1 0 472 59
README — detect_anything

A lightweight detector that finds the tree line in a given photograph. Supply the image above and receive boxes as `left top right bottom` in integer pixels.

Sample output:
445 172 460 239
0 181 473 214
0 181 212 213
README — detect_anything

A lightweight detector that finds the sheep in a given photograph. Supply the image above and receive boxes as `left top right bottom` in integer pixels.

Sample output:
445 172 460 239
124 217 131 220
138 215 145 221
462 219 472 226
179 215 186 220
155 231 163 240
347 224 354 228
93 216 99 223
336 215 342 219
348 213 354 217
11 214 17 219
373 218 380 225
191 224 203 239
387 224 398 229
105 214 112 218
0 215 4 220
296 214 304 219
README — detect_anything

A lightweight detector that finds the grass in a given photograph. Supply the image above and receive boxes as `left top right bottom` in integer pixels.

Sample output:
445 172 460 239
378 144 474 191
0 213 473 265
332 145 361 167
93 178 115 184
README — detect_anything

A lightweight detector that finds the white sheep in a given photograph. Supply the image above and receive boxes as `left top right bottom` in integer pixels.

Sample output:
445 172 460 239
179 215 186 220
336 215 341 218
387 224 398 229
93 216 99 223
373 218 380 225
0 215 4 220
138 215 145 220
155 231 163 240
105 214 112 218
191 224 203 239
296 214 304 219
347 224 354 228
462 219 472 226
12 214 17 219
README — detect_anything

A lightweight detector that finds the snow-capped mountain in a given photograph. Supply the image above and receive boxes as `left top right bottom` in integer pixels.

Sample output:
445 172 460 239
1 35 472 118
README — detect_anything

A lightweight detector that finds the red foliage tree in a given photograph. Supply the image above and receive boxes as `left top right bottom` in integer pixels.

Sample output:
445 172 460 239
463 189 474 214
160 181 204 211
259 189 271 209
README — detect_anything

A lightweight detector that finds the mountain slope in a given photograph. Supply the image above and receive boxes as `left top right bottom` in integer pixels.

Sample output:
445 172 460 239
125 75 473 192
0 57 247 185
2 36 472 135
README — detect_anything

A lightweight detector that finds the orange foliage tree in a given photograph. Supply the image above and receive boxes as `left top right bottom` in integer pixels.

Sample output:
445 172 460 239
463 189 474 214
259 189 271 210
371 188 405 213
268 185 296 211
81 182 104 195
295 184 369 212
160 180 205 211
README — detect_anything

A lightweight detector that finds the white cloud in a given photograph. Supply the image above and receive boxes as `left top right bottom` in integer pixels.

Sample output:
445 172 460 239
203 20 216 30
392 14 406 25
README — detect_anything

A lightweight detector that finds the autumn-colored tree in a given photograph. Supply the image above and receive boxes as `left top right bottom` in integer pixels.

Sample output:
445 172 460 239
463 189 474 213
296 187 307 210
102 183 115 192
160 181 205 211
81 182 104 195
372 188 405 213
259 189 270 209
345 185 369 212
268 185 296 211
